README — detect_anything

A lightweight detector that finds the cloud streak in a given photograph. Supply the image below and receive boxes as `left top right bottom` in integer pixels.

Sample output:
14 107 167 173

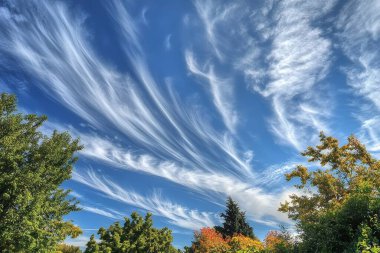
73 169 216 230
192 0 335 150
69 128 292 225
79 205 123 220
0 0 330 234
0 0 253 178
337 0 380 154
185 50 238 133
252 0 334 150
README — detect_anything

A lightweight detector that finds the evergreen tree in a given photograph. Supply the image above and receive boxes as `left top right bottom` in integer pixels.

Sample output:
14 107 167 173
0 93 82 252
215 197 256 239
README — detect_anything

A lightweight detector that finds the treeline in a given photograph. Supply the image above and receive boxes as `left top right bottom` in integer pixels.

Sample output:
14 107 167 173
0 92 379 253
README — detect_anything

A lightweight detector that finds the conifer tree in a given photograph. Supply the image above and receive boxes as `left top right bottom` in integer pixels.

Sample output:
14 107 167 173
215 197 256 239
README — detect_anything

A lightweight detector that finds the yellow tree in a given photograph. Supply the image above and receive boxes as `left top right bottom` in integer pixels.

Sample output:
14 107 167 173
279 133 380 252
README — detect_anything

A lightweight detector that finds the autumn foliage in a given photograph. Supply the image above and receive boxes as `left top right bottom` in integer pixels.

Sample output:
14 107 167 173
191 227 263 253
264 230 291 252
230 234 264 252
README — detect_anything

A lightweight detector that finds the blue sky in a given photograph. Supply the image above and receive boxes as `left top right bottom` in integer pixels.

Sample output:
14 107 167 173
1 0 380 249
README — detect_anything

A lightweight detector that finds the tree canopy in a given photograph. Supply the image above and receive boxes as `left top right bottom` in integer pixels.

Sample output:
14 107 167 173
0 93 82 252
279 132 380 252
188 227 263 253
84 212 179 253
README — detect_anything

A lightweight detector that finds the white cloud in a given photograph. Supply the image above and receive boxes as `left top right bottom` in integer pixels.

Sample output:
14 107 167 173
38 117 293 226
0 0 304 230
67 128 292 225
73 169 216 230
192 0 236 61
185 50 238 133
164 34 172 50
65 235 92 248
358 117 380 156
0 0 253 180
253 0 334 150
192 0 335 150
79 205 123 220
337 0 380 153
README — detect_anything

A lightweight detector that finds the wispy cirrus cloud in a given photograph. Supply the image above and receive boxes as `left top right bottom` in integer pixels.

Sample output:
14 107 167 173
192 0 239 61
192 0 335 150
336 0 380 154
65 235 93 248
0 0 312 234
41 118 292 226
250 0 334 150
0 0 252 178
185 50 238 133
68 128 292 225
73 169 216 230
79 205 124 220
164 34 172 51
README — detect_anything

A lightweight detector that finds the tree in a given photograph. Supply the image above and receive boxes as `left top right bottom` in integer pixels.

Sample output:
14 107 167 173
279 133 380 252
191 227 231 253
264 227 295 253
189 227 262 253
56 243 82 253
215 197 256 239
85 212 179 253
0 93 82 252
356 214 380 252
84 235 98 253
229 234 263 252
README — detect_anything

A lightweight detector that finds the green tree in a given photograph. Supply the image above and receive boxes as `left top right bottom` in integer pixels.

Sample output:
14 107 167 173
85 212 179 253
279 133 380 252
84 235 99 253
56 243 82 253
215 197 256 239
0 93 83 252
356 215 380 252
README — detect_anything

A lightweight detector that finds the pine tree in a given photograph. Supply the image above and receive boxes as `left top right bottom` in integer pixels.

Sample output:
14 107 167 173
215 197 256 239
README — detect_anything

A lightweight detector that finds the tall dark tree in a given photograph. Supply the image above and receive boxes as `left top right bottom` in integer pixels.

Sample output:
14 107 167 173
0 93 83 252
215 197 256 239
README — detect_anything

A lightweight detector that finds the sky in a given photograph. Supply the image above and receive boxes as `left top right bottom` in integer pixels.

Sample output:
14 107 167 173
0 0 380 249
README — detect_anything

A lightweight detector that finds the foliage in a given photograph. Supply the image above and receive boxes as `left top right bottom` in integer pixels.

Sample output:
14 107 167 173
84 212 179 253
215 197 256 239
56 243 82 253
229 234 263 253
190 227 262 253
0 93 82 253
279 133 380 252
191 227 231 253
263 228 296 253
356 214 380 252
